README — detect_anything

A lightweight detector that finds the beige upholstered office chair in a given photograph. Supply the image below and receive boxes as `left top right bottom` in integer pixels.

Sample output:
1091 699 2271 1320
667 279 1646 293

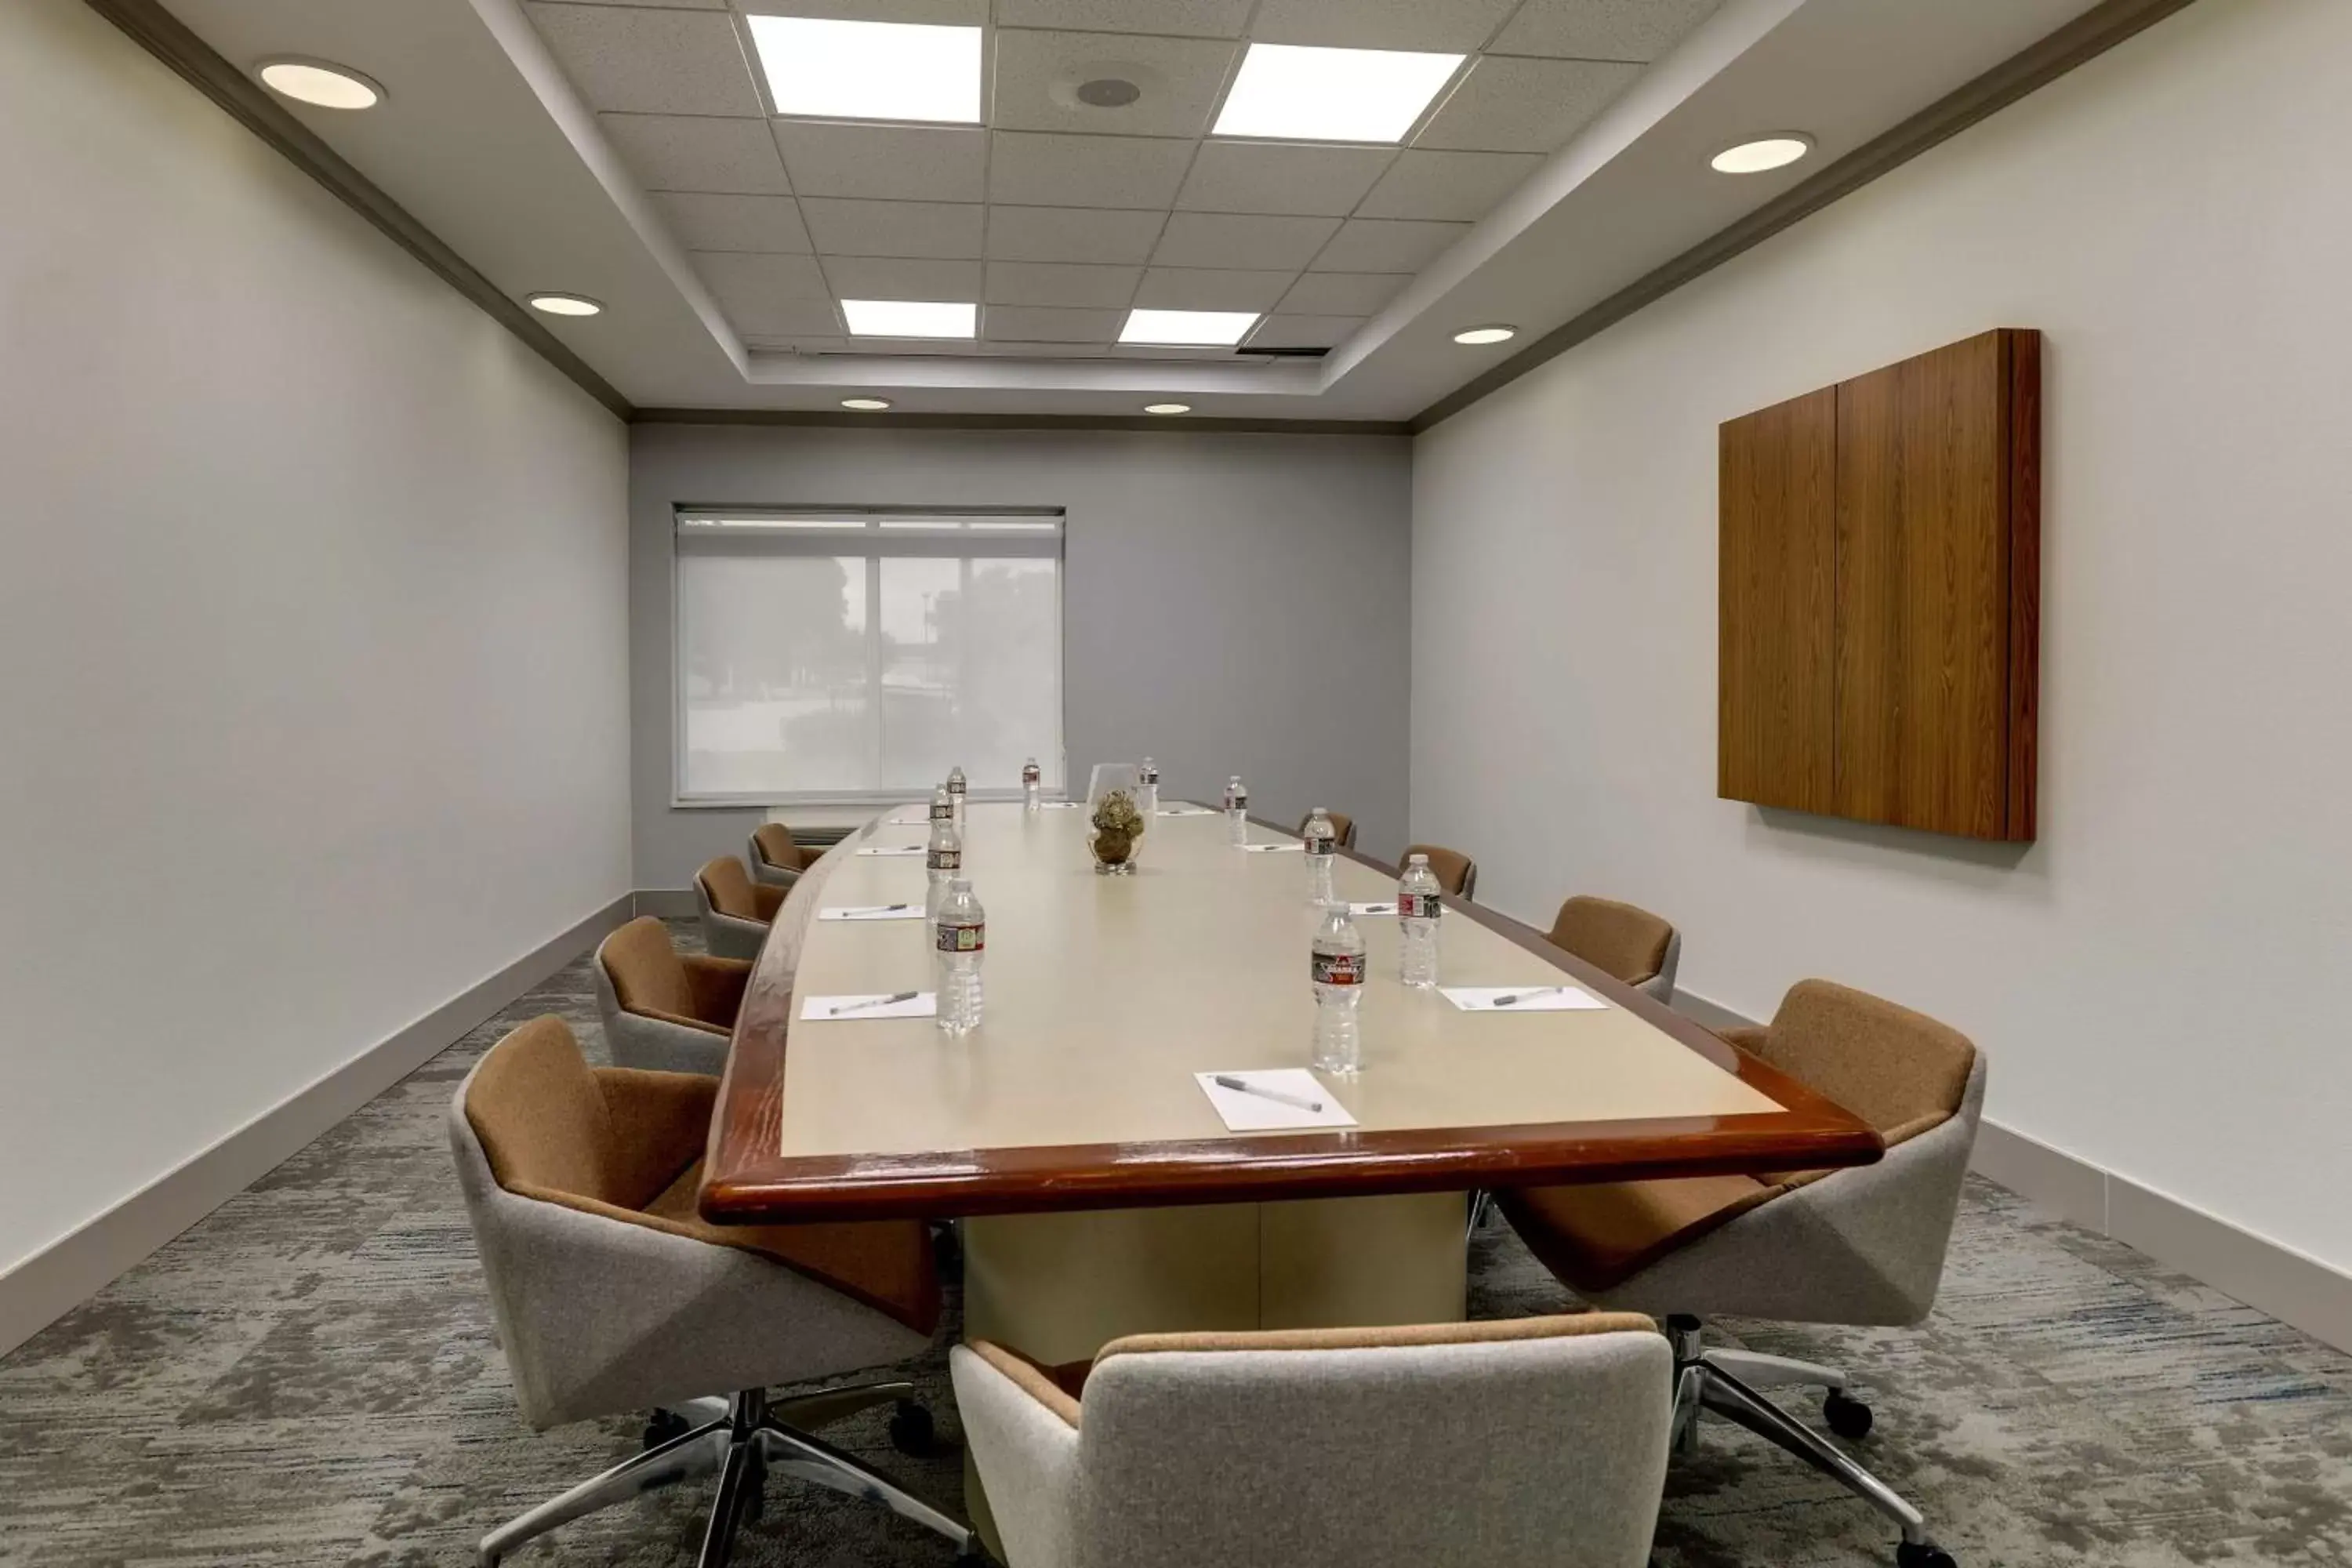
953 1315 1671 1568
750 822 814 887
593 916 748 1076
1498 981 1985 1568
1402 843 1478 899
450 1017 975 1567
1547 895 1681 1002
695 855 786 961
1297 809 1358 850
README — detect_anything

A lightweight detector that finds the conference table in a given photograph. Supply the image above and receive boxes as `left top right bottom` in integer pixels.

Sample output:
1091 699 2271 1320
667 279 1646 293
702 799 1879 1355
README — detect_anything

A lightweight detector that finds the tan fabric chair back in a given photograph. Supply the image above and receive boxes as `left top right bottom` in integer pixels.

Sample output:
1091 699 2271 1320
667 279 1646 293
463 1018 624 1207
598 916 696 1022
697 856 761 919
1759 979 1977 1139
752 822 800 871
1403 844 1476 898
1548 896 1675 987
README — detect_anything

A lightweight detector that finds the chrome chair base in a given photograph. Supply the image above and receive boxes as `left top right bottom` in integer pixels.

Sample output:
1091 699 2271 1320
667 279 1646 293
477 1381 978 1568
1666 1316 1956 1568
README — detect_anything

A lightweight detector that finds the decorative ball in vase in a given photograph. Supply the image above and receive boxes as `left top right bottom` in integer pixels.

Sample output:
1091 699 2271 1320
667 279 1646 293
1088 787 1146 874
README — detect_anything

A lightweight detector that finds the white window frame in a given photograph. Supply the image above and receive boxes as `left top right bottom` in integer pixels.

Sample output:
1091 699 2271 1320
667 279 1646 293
670 506 1066 808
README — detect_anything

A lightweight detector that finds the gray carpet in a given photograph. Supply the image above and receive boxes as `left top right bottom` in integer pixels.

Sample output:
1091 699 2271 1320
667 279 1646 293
3 926 2349 1567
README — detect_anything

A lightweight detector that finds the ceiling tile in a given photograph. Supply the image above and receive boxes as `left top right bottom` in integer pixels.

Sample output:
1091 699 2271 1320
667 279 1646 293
818 256 984 299
1151 212 1338 270
981 306 1124 343
561 0 724 8
993 31 1239 139
1414 56 1639 152
984 261 1141 307
1311 217 1468 272
1487 0 1726 61
994 0 1253 38
693 252 837 333
800 198 984 259
989 132 1196 208
1134 267 1294 310
967 341 1112 357
653 192 810 252
1247 0 1519 52
1276 271 1403 314
985 205 1167 263
773 122 988 201
750 0 986 21
1174 143 1394 217
525 5 764 117
1106 343 1256 360
1247 313 1363 349
602 114 790 194
1355 149 1541 220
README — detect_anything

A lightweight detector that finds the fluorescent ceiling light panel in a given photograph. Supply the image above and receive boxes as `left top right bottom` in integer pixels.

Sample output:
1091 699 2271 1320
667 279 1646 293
842 299 977 339
1120 309 1258 347
749 16 982 124
1212 43 1462 143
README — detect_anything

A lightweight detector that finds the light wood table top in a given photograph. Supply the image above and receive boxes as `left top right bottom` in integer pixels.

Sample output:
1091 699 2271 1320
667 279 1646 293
702 804 1880 1222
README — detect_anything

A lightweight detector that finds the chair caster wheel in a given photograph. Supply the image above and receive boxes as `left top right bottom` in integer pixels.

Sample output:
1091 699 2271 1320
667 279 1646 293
643 1408 691 1450
1824 1390 1874 1440
889 1399 938 1456
1895 1542 1955 1568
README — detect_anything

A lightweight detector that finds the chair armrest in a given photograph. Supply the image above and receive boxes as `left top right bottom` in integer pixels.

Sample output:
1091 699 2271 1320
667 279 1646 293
682 954 753 1023
753 883 789 920
595 1068 719 1201
952 1344 1083 1568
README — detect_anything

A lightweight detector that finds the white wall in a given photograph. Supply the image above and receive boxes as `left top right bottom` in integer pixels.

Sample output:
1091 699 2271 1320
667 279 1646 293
1411 0 2352 1276
0 2 631 1291
631 423 1412 889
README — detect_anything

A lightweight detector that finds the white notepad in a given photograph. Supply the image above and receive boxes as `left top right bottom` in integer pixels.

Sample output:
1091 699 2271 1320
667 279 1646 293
1036 800 1083 809
1195 1069 1357 1131
818 904 926 922
1348 901 1398 916
1236 842 1303 854
855 845 926 857
1441 985 1607 1013
801 991 937 1021
1156 805 1214 817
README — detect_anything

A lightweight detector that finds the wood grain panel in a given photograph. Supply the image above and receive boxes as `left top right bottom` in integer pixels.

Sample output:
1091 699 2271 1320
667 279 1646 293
1833 329 2038 840
1719 388 1838 812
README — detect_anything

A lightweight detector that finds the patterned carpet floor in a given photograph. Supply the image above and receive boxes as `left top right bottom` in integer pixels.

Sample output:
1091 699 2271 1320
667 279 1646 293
3 926 2349 1567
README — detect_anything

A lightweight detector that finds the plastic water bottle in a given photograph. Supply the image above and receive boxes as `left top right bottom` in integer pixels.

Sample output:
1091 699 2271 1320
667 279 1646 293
946 763 967 827
935 878 985 1036
928 782 954 832
926 811 962 921
1022 757 1042 811
1303 805 1338 906
1138 757 1160 819
1311 903 1366 1074
1398 853 1442 989
1224 775 1250 845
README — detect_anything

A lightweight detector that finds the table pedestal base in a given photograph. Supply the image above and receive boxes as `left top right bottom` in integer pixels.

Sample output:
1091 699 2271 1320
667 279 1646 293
958 1192 1467 1554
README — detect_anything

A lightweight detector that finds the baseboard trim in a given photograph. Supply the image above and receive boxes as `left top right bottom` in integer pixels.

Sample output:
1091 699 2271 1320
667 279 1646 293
0 892 635 1358
1672 987 2352 1355
634 888 697 919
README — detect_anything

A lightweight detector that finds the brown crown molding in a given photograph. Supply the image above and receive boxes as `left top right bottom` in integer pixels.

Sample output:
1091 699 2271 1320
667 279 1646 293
82 0 633 421
631 408 1411 436
1409 0 2205 433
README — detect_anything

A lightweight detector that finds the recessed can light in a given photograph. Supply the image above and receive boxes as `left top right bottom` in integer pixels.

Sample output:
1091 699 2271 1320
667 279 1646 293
526 292 603 318
1452 325 1517 346
1143 403 1192 415
256 58 383 111
841 397 893 412
1711 134 1813 175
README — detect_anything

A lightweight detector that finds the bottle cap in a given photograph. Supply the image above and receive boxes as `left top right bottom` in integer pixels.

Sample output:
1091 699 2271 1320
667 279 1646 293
1407 852 1428 865
952 877 973 891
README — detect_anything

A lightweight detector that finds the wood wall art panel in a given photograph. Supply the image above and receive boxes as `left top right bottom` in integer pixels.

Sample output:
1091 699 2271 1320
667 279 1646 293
1719 328 2040 842
1719 388 1838 814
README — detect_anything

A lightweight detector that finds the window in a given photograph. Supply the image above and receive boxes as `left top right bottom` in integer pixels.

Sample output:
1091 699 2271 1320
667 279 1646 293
673 510 1064 803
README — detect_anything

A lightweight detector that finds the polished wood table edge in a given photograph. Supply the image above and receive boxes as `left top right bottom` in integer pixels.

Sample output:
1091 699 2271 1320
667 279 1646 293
700 810 1882 1224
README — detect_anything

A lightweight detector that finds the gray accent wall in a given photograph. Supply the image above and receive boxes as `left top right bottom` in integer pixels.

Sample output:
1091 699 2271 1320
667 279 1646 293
630 423 1412 890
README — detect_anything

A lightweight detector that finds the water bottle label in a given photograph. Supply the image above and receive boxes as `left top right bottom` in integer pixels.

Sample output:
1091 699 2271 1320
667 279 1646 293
1022 764 1040 784
1311 950 1363 985
1305 830 1334 855
1142 764 1159 783
1225 789 1247 810
947 777 967 795
928 848 961 873
1399 892 1442 920
936 921 985 954
931 799 953 820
